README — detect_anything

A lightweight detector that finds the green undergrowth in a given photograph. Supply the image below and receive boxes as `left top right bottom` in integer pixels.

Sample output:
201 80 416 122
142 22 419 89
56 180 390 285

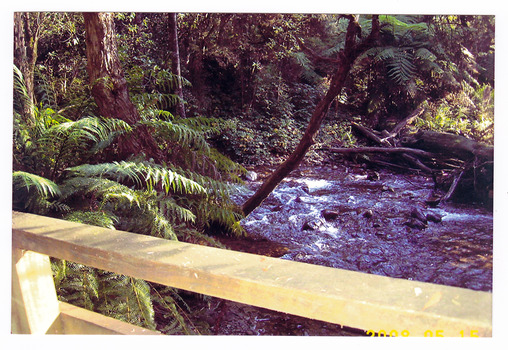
13 65 245 334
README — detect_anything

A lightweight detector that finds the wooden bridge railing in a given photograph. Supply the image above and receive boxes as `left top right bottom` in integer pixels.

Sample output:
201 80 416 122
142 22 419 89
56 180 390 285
12 211 492 336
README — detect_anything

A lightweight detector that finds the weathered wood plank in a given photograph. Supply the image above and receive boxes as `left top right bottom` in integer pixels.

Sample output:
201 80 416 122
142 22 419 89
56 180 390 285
12 211 492 336
47 302 161 335
11 248 61 334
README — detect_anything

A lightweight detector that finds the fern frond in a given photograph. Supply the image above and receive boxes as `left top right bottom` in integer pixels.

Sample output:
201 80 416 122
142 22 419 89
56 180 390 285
130 277 156 330
373 47 397 62
60 176 142 207
150 284 194 334
385 50 417 84
89 118 132 153
64 210 118 230
150 210 177 240
140 107 175 121
13 171 61 198
159 196 196 223
52 260 99 310
140 118 211 154
150 68 192 91
175 167 239 199
379 15 428 39
207 148 247 182
13 65 36 119
415 47 436 62
39 116 131 153
173 115 225 135
66 161 206 196
90 271 157 330
134 92 181 111
192 199 245 236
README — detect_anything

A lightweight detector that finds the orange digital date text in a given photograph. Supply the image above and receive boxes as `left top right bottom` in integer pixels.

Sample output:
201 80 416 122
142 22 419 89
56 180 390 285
366 329 479 337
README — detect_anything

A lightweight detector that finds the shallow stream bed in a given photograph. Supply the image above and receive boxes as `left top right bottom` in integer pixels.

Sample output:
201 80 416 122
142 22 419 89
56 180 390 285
192 164 493 335
235 165 493 292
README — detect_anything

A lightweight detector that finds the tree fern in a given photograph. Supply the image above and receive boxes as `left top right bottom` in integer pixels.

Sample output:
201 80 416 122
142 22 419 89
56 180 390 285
15 52 246 333
379 15 428 43
386 49 417 84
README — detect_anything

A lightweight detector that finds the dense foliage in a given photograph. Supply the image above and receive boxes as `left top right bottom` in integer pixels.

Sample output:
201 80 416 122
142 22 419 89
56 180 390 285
13 12 494 333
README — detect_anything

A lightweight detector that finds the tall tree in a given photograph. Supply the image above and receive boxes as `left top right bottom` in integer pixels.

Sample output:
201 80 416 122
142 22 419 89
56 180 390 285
13 12 46 123
83 12 162 161
168 13 186 118
242 15 380 216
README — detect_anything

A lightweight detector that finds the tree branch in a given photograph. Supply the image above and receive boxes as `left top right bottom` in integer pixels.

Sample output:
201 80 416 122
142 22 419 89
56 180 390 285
242 15 381 216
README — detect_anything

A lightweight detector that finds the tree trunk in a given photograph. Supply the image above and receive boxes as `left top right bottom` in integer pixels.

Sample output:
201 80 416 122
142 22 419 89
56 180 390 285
242 15 380 216
168 13 186 118
13 12 40 123
83 12 163 161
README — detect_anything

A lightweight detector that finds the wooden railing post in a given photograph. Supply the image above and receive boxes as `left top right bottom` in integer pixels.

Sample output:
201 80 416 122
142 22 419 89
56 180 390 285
11 248 61 334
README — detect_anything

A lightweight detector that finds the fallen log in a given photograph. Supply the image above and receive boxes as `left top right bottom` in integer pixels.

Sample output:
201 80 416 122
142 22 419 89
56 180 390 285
352 122 391 147
400 131 493 206
327 146 434 158
441 169 465 203
401 130 493 162
400 153 434 174
336 111 493 207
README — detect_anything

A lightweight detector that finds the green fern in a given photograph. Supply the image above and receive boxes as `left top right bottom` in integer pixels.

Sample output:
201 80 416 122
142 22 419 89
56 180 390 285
15 55 246 333
96 273 156 330
13 65 36 121
386 49 417 84
12 171 66 214
150 284 196 334
51 222 159 331
13 171 61 198
379 15 427 42
64 210 118 230
38 117 132 173
66 161 206 196
60 176 180 239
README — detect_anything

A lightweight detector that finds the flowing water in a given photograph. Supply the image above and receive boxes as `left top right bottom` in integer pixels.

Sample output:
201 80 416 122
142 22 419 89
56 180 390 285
198 164 493 335
234 165 493 292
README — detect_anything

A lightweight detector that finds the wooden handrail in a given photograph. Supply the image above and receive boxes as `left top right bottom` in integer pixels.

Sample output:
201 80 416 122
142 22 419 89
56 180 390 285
12 211 492 336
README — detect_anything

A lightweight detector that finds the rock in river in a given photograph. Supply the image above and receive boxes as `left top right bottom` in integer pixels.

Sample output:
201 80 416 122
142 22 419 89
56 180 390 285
405 217 428 230
426 211 442 223
410 207 428 224
322 209 339 221
245 171 258 181
302 220 322 231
